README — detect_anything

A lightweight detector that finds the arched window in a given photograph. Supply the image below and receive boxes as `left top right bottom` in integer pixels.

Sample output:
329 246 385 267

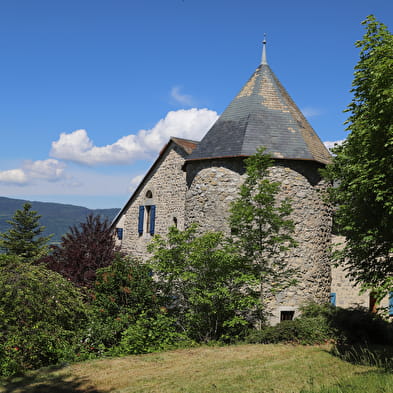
138 190 156 236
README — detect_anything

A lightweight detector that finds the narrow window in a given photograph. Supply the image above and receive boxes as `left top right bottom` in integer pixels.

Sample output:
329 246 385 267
145 205 151 234
149 205 156 235
330 292 336 306
280 310 294 321
139 191 156 236
389 292 393 316
138 206 144 236
369 292 378 313
116 228 123 240
173 217 178 228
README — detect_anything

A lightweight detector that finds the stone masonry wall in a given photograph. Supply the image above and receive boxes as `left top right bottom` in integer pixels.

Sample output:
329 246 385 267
119 144 188 259
331 235 389 311
185 158 332 324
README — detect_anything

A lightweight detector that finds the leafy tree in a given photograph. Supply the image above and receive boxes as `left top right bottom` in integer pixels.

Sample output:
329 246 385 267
0 203 52 261
322 16 393 295
229 147 297 323
84 255 186 356
45 214 116 288
93 254 159 318
148 225 259 342
0 254 88 376
85 254 161 350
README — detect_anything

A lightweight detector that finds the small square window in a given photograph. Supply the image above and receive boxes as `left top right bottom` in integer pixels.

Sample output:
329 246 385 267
280 310 294 321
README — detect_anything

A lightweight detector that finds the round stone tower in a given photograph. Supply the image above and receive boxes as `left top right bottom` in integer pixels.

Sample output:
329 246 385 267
184 41 332 324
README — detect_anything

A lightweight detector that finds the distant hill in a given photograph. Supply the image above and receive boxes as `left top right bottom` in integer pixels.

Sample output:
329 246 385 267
0 197 120 244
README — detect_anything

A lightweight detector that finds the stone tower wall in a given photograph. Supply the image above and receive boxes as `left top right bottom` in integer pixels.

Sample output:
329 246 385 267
119 145 188 259
185 158 332 324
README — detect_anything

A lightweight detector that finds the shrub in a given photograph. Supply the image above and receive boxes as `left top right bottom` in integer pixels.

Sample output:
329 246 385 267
300 302 393 346
246 316 332 345
112 311 191 355
81 255 165 355
0 255 88 376
246 302 393 347
330 307 393 346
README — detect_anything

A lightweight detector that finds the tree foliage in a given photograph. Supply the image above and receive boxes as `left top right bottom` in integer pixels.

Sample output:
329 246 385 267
45 214 116 288
323 15 393 293
229 147 297 316
148 225 259 342
0 254 88 376
83 255 175 354
93 254 159 318
0 203 52 261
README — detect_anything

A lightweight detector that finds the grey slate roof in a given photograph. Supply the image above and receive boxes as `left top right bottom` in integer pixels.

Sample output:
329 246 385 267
188 63 331 165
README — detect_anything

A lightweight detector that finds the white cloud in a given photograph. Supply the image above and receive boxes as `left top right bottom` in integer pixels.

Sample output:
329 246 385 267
51 129 145 166
50 108 219 166
0 169 27 184
0 168 135 198
23 159 66 181
170 86 194 106
129 173 145 192
130 174 144 186
324 140 345 150
0 159 66 185
301 107 323 118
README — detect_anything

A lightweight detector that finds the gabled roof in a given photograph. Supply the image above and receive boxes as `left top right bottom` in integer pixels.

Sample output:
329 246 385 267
188 45 331 165
170 137 198 154
111 137 198 229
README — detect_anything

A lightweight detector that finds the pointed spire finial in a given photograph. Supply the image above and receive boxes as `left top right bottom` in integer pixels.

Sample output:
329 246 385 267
261 33 268 65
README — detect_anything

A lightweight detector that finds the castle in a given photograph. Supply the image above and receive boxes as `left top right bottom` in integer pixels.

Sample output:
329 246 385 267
112 41 388 323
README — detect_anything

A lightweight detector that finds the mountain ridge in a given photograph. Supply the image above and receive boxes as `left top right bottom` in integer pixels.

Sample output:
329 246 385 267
0 196 120 243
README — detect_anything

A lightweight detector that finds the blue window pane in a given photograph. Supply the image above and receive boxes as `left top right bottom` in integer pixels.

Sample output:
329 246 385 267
150 205 156 235
116 228 123 240
330 293 336 306
138 206 144 235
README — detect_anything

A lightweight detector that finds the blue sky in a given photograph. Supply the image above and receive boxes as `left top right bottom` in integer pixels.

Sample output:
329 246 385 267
0 0 392 209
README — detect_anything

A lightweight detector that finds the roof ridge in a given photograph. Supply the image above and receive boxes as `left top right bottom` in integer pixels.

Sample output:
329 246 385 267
170 136 200 144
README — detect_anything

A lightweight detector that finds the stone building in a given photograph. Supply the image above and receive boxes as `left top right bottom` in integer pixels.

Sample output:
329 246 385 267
112 42 390 323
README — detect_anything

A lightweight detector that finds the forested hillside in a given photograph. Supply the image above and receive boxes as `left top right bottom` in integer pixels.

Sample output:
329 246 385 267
0 196 119 243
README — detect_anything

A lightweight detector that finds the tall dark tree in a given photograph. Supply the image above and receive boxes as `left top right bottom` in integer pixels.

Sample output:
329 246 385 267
0 203 52 261
45 214 116 288
229 147 297 323
323 16 393 295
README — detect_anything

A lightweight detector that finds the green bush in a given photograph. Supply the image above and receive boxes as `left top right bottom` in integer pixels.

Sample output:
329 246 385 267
81 255 169 355
246 315 332 345
246 303 393 347
0 255 88 376
112 311 191 355
300 302 393 346
329 307 393 346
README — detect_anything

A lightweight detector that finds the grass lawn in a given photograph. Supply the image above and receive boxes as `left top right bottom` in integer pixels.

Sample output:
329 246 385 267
1 344 392 393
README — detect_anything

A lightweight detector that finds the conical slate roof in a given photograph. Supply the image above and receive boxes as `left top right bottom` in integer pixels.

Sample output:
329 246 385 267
188 44 331 165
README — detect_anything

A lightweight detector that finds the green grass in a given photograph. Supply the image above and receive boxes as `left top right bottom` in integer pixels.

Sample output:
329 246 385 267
1 344 392 393
301 371 393 393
